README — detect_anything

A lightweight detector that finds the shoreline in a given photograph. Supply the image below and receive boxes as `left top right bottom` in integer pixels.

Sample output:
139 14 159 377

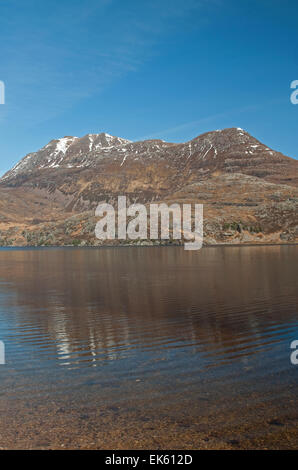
0 244 296 451
0 394 297 450
0 242 297 250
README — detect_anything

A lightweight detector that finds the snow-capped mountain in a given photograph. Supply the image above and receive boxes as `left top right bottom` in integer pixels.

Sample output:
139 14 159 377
0 127 297 246
2 128 297 187
3 133 131 178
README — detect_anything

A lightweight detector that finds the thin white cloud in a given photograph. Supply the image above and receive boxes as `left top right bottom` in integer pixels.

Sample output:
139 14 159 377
0 0 211 127
138 104 261 141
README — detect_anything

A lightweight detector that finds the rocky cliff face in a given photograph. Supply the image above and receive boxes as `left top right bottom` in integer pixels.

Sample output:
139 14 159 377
0 128 297 246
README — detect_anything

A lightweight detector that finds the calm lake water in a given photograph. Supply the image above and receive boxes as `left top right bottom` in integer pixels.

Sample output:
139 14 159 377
0 245 297 449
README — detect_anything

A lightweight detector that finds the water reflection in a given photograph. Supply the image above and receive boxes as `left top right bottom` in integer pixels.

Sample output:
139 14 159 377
0 246 297 371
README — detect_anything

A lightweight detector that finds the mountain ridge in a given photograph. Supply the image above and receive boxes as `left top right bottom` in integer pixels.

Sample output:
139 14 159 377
2 127 297 187
0 127 297 246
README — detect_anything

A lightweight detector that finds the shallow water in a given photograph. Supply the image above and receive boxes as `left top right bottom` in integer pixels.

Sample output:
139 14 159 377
0 246 297 449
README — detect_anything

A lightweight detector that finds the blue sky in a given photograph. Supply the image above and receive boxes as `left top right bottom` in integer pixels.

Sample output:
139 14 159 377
0 0 297 176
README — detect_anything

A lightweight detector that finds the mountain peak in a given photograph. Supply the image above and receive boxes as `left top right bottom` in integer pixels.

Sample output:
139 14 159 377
0 126 297 248
1 128 297 189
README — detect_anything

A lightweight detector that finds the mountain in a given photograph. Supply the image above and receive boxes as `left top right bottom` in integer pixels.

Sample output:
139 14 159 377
0 128 297 246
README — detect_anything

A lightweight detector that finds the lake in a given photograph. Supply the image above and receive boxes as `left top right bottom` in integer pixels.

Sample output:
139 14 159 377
0 245 297 449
